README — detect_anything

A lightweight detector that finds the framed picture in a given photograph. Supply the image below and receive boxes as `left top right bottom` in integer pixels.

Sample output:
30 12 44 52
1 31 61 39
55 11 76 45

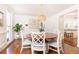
0 11 4 27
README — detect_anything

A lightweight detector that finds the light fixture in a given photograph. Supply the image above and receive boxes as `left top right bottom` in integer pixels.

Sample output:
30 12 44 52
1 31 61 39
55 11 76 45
37 4 46 22
36 5 46 32
37 15 46 32
37 15 46 22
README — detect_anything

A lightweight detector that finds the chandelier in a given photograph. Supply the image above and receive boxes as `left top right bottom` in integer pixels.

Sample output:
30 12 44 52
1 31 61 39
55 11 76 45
37 15 46 22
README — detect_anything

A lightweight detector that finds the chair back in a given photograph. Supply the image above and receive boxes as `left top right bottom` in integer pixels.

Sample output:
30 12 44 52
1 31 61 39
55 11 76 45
20 28 29 44
20 30 25 45
20 26 30 41
57 32 64 47
31 31 45 46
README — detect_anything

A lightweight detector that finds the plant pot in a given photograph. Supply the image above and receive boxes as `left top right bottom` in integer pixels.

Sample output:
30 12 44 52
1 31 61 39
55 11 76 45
15 32 20 39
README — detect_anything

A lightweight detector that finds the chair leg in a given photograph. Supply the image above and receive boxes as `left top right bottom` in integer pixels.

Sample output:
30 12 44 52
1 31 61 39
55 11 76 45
61 48 64 53
45 47 48 54
43 48 46 54
43 50 45 54
31 48 34 54
20 48 23 53
32 50 34 54
46 44 49 54
57 47 60 54
61 43 64 53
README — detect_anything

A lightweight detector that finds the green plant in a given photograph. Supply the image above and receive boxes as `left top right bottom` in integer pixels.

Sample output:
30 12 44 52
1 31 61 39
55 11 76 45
13 23 22 33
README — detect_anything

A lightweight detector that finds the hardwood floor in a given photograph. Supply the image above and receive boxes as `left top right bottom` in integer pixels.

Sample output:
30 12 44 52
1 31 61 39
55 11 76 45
0 39 79 54
64 43 79 54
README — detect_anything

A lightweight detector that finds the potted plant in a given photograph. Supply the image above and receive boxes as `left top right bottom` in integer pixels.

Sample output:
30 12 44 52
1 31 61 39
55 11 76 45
13 23 22 39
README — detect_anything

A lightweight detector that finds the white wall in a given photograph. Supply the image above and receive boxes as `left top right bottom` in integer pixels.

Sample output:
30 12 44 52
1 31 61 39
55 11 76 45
45 15 59 34
14 14 59 34
14 14 35 25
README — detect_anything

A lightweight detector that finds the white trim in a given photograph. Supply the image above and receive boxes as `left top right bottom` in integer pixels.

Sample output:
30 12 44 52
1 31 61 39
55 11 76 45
56 5 79 16
77 7 79 47
0 39 14 52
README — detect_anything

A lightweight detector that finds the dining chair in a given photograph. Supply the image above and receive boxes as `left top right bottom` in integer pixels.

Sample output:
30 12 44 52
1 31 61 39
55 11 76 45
31 31 48 54
20 30 31 53
48 32 64 54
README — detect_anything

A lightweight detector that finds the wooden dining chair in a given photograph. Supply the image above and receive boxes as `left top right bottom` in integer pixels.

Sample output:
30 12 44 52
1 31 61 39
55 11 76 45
20 30 31 53
31 31 48 54
48 32 64 54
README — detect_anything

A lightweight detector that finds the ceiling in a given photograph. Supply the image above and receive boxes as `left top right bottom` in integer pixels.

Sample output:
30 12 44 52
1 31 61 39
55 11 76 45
10 4 74 16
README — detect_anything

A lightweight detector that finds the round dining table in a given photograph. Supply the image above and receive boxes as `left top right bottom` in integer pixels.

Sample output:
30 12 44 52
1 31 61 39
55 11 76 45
27 33 57 42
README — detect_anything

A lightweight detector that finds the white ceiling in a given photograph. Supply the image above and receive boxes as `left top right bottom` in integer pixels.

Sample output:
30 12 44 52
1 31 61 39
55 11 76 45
10 4 74 16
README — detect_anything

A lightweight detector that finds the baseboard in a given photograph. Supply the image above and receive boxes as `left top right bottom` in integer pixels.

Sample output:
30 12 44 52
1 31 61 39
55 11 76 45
0 39 14 52
7 39 14 45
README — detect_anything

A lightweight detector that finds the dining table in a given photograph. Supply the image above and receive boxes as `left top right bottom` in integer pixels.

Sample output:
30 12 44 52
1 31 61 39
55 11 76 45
27 33 57 42
26 32 57 53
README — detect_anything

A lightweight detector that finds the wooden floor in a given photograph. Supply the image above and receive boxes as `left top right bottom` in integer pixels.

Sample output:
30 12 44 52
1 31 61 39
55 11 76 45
0 39 79 54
